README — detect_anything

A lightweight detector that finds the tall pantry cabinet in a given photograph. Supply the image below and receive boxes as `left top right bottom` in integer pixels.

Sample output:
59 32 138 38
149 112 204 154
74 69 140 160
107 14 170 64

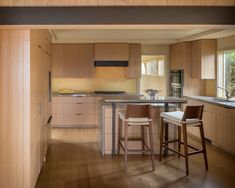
0 30 52 188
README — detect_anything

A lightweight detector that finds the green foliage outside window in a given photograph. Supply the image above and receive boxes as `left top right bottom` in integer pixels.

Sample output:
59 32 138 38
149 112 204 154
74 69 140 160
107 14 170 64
225 51 235 97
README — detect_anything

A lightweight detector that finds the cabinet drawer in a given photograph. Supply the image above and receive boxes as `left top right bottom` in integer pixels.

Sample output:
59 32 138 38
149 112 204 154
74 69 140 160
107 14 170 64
76 96 96 104
63 103 96 114
63 114 97 125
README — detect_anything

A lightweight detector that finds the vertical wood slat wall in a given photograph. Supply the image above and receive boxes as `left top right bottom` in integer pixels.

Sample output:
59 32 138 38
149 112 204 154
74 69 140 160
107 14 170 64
0 30 52 188
0 30 30 188
0 0 234 6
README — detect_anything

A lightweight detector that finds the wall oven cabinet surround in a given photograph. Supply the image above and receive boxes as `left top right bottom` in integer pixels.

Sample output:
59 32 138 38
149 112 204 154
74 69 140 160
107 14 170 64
192 39 216 79
52 43 94 78
52 96 99 127
94 43 129 61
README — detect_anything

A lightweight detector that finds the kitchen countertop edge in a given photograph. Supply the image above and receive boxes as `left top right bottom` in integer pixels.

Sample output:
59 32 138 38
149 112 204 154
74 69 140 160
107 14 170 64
185 96 235 109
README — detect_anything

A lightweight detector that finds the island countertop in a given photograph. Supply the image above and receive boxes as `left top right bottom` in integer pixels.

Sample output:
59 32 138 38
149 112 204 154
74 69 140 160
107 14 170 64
102 96 188 104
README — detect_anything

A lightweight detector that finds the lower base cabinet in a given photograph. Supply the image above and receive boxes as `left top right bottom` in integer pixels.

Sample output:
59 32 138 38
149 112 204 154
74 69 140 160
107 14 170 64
52 96 100 127
185 99 235 155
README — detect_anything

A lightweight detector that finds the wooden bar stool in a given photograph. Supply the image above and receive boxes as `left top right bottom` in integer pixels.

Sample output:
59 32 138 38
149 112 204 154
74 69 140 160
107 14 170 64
159 105 208 175
118 104 155 171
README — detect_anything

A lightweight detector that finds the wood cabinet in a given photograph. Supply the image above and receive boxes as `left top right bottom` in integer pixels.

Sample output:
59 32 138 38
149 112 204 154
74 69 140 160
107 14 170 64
0 30 52 188
185 99 235 155
192 39 216 79
169 42 192 71
52 96 99 127
125 44 141 78
52 44 94 78
94 43 129 61
216 106 235 154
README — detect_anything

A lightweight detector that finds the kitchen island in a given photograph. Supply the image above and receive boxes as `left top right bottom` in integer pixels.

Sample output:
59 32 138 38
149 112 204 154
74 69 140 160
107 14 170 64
99 96 187 155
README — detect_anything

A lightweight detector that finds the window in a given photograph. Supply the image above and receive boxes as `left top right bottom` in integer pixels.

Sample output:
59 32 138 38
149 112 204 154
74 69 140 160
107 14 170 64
217 50 235 99
141 55 165 76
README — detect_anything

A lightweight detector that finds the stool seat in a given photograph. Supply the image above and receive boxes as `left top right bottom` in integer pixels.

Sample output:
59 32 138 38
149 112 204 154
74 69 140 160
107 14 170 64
119 111 151 125
161 111 201 126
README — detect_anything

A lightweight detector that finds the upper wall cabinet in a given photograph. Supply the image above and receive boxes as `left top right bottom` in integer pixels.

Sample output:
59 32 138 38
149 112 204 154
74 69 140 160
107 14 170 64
52 44 94 78
191 39 216 79
125 44 141 78
169 42 192 72
94 43 129 61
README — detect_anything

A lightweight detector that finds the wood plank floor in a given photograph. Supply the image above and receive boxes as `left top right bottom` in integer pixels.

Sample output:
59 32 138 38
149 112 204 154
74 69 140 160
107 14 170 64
36 128 235 188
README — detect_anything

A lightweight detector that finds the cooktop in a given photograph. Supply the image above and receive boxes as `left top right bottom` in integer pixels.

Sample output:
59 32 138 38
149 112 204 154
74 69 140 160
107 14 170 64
94 91 126 94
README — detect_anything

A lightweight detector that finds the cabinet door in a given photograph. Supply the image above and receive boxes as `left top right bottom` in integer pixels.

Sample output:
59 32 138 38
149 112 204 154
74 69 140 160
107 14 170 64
216 107 235 154
203 110 216 142
95 43 129 61
125 44 141 78
170 42 191 71
192 40 216 79
63 44 80 77
52 44 64 77
78 44 94 77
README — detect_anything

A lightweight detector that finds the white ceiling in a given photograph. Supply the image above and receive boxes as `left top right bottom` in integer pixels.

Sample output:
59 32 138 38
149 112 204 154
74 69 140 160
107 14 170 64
50 26 235 45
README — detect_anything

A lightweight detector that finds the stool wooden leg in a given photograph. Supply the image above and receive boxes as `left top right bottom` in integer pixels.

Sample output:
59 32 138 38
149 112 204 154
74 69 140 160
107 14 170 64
117 118 121 155
178 126 181 158
159 117 164 162
124 122 128 170
199 122 208 170
141 125 145 156
149 123 155 171
182 124 189 176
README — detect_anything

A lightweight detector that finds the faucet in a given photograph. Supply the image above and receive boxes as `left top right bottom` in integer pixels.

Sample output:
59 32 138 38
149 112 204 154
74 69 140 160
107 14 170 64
216 86 230 99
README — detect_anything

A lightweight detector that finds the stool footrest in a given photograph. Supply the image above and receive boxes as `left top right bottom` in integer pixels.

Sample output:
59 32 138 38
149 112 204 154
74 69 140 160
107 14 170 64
162 140 200 151
162 144 185 157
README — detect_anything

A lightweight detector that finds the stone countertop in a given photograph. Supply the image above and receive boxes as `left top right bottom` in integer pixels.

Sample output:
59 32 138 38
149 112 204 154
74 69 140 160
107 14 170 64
102 96 188 104
186 96 235 109
53 92 143 97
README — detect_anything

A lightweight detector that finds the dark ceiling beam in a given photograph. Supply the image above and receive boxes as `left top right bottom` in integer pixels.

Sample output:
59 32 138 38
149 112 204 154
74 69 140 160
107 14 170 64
0 6 235 25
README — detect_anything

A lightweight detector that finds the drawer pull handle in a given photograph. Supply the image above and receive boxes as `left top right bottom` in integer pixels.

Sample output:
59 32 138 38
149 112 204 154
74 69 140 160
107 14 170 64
76 103 83 104
76 113 83 115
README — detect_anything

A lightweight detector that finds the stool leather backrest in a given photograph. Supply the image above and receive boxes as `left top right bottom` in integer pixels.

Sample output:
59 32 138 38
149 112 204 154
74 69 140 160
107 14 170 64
182 105 204 121
125 104 151 119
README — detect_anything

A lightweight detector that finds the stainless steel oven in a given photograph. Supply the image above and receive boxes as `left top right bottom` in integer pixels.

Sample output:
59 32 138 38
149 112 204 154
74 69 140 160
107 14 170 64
169 70 184 97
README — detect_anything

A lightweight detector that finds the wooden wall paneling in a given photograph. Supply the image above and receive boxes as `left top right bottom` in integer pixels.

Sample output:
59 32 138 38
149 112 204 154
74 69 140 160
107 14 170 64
1 0 235 6
201 0 235 6
116 0 167 5
167 0 201 5
98 0 116 5
30 42 42 188
0 30 30 188
125 43 141 78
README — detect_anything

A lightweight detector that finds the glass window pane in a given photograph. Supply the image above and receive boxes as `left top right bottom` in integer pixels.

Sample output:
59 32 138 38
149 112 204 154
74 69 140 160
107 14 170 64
217 50 235 99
